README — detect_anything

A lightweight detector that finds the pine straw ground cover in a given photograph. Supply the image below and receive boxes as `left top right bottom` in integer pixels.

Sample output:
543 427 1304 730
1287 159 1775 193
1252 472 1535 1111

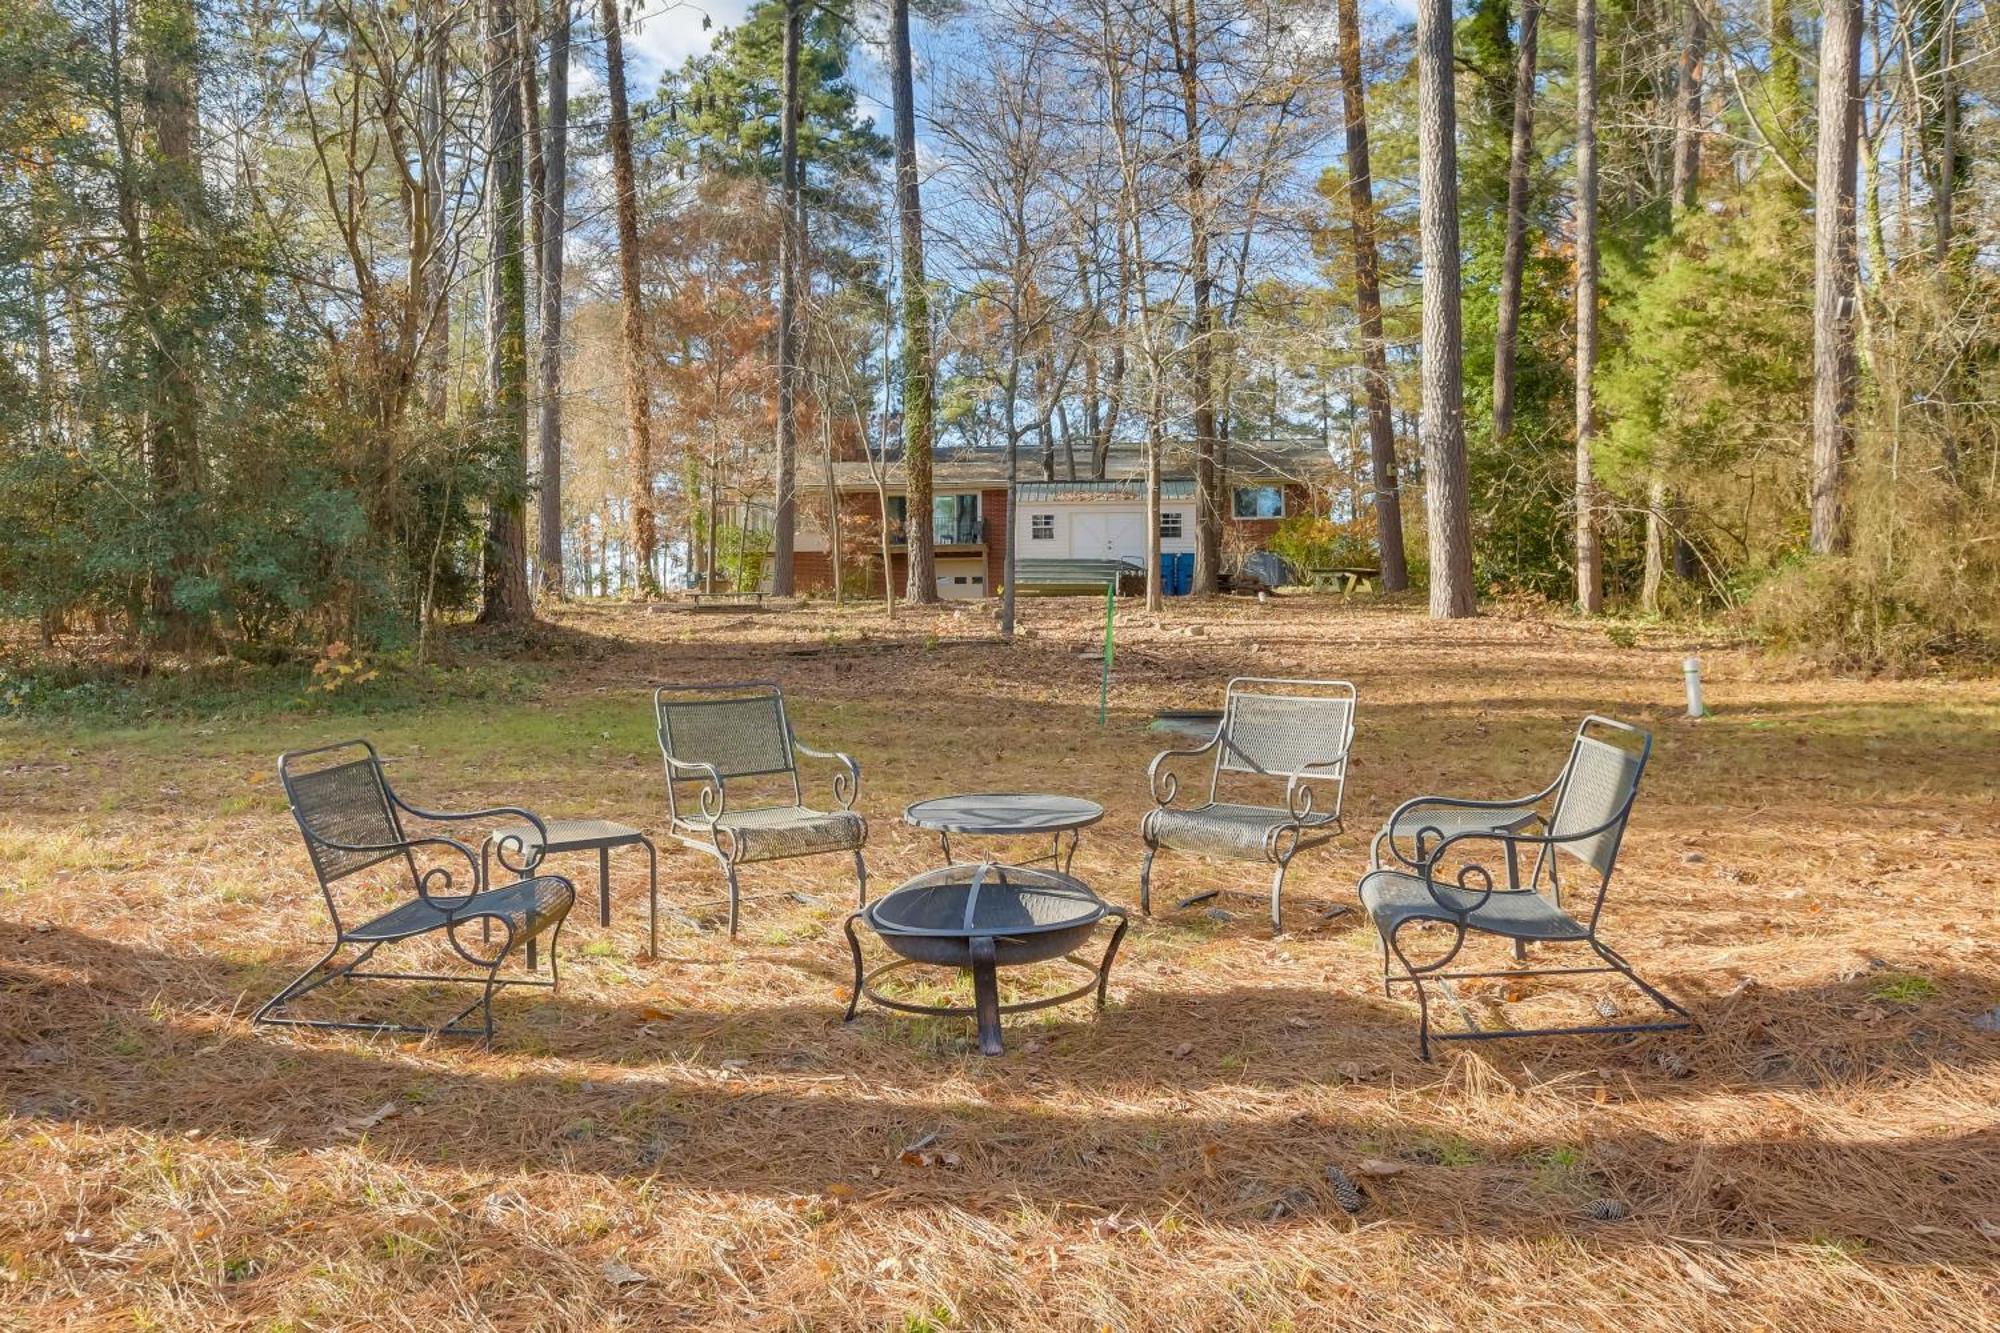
2 596 1998 1331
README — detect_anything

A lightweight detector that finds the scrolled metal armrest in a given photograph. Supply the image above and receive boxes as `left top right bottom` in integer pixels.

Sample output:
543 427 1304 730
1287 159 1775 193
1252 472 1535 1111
1414 820 1617 915
665 755 727 823
1147 732 1220 807
1283 760 1346 824
305 830 485 912
1379 791 1548 870
793 740 861 811
395 798 551 874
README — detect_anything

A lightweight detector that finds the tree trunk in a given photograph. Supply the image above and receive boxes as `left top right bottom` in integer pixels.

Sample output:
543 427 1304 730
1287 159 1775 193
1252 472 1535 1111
771 0 802 595
1573 0 1602 614
534 2 570 599
1809 0 1861 555
890 0 939 603
1646 0 1704 613
1171 0 1221 597
600 0 658 594
1337 0 1409 592
137 0 205 643
480 0 534 625
1491 0 1539 445
1415 0 1475 618
1670 0 1704 213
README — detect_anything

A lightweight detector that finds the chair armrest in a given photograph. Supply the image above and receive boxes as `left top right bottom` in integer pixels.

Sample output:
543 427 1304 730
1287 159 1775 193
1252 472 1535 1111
1147 731 1221 807
793 739 861 811
303 830 487 913
392 798 550 874
1377 792 1551 870
1410 819 1625 915
664 755 727 823
1283 759 1348 824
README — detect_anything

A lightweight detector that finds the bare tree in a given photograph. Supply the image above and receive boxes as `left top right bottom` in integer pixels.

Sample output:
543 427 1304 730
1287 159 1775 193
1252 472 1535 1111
890 0 939 603
1809 0 1862 554
771 0 803 595
1492 0 1540 446
1415 0 1475 618
1574 0 1602 614
1336 0 1408 592
599 0 658 593
534 1 571 599
481 0 534 624
1162 0 1221 597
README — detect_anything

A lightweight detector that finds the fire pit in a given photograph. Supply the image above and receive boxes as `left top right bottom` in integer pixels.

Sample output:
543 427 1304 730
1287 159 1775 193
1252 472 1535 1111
842 862 1129 1055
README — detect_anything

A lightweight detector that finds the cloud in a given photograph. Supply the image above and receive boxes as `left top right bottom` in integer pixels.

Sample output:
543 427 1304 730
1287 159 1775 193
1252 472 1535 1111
625 0 751 84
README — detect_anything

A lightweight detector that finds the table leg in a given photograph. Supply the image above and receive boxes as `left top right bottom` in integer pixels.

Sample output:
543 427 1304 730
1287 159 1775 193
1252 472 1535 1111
598 845 611 927
969 936 1003 1056
938 831 953 866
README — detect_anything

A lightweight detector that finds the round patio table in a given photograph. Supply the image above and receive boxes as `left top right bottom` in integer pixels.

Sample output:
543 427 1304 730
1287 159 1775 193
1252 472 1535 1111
903 793 1104 874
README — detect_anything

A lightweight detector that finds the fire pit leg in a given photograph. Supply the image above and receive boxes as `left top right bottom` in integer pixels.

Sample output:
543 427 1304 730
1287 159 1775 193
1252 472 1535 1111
969 935 1004 1056
1096 910 1130 1008
841 912 866 1022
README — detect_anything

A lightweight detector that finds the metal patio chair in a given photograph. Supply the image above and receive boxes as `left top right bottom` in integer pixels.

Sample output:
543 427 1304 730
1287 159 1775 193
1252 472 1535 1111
655 682 868 937
1140 677 1356 933
257 740 577 1044
1359 715 1695 1059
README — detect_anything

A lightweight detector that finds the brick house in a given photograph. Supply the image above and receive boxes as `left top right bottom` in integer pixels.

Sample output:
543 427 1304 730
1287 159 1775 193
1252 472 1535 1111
793 439 1328 600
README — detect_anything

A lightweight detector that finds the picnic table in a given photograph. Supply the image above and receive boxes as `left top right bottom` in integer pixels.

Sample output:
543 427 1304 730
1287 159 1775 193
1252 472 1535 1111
1305 565 1379 595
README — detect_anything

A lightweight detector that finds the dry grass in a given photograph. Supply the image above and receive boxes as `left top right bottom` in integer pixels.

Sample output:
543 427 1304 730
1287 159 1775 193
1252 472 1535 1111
3 595 1999 1330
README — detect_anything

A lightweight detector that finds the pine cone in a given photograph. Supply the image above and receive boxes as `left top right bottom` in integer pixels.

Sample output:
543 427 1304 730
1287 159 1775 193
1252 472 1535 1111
1324 1165 1364 1214
1586 1197 1630 1222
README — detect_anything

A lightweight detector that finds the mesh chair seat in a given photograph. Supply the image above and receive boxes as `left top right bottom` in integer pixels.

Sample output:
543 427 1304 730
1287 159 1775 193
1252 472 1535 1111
685 805 866 863
1359 869 1589 941
348 875 576 943
1143 802 1329 861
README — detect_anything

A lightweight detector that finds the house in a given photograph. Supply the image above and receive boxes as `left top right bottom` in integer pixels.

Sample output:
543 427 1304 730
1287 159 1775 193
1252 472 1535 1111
793 438 1332 601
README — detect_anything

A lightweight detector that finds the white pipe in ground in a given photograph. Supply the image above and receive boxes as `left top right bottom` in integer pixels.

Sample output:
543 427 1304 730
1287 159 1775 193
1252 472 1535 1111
1683 655 1705 718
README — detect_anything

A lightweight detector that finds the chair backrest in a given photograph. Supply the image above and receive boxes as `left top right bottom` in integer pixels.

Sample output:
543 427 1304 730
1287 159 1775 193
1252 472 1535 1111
1217 677 1356 780
278 740 409 887
1547 717 1651 876
655 683 797 780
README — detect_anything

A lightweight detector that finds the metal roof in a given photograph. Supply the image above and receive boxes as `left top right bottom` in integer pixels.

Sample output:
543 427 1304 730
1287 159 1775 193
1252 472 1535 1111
1015 480 1197 502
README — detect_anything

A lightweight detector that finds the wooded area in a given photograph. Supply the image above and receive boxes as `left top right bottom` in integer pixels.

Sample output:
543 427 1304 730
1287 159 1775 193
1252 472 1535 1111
1 0 1994 667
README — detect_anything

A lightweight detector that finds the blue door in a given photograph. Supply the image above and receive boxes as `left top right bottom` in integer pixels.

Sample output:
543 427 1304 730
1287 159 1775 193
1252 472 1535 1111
1174 552 1194 596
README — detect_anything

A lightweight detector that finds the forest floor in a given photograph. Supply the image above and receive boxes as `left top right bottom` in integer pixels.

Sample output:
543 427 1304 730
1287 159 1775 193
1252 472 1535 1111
2 594 1998 1330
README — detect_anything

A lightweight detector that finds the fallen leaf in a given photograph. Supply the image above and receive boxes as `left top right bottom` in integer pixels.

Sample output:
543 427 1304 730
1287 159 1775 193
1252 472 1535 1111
1173 1042 1195 1060
341 1101 401 1135
1680 1256 1733 1296
636 1005 674 1022
601 1258 646 1288
1353 1158 1407 1178
1978 1219 2000 1242
826 1182 858 1199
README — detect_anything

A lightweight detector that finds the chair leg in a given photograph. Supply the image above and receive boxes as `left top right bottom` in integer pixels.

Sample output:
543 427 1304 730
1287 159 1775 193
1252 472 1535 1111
254 941 344 1027
1268 857 1290 935
725 861 742 939
1591 938 1696 1027
853 850 868 907
1139 845 1155 916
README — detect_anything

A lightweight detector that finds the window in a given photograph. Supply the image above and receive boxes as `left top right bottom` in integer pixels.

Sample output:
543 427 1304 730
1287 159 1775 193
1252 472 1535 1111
1159 511 1184 539
1030 514 1055 540
887 493 983 545
1232 485 1285 519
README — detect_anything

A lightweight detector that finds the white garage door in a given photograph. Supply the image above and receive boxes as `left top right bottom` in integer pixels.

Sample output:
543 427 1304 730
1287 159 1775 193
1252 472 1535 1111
1071 509 1145 562
936 557 988 601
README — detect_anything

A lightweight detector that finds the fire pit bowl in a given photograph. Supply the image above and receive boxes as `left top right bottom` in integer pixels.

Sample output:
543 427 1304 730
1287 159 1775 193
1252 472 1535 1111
843 862 1129 1055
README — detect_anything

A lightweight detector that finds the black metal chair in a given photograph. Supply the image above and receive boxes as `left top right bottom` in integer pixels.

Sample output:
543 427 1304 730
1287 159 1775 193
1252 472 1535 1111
655 682 868 937
1359 716 1694 1059
1140 676 1356 933
256 740 577 1044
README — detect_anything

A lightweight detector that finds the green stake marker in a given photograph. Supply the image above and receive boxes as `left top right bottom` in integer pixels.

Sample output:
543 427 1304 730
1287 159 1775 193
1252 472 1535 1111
1099 578 1115 727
